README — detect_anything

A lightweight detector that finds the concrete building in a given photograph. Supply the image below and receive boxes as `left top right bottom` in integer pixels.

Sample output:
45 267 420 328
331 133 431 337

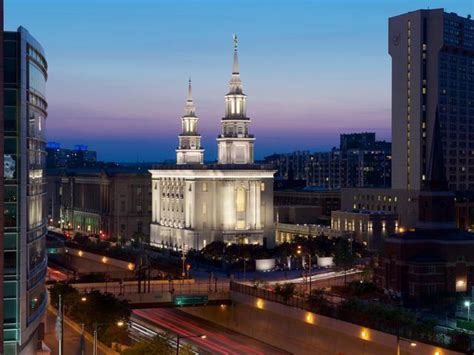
59 167 152 240
335 9 474 238
4 27 48 354
390 9 474 191
150 37 275 250
331 210 398 250
274 187 340 225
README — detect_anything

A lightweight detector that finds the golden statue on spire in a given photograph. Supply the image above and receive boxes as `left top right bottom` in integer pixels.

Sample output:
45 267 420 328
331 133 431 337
233 34 238 50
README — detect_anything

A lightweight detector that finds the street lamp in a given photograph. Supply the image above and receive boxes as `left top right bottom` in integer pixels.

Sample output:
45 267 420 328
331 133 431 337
296 246 312 294
92 320 126 355
396 327 417 355
464 300 474 322
176 334 206 355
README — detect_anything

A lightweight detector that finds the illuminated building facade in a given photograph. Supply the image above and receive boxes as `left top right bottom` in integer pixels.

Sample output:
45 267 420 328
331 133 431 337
150 37 275 250
4 27 48 354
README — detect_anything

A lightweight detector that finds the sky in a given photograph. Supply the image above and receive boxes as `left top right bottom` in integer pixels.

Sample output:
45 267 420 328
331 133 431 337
5 0 474 162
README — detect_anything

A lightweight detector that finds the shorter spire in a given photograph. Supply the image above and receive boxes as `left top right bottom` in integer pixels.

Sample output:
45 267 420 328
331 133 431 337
184 78 196 117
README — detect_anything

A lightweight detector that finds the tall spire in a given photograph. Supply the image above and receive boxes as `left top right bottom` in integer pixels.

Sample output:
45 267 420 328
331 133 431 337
426 107 448 191
217 35 255 165
229 34 243 95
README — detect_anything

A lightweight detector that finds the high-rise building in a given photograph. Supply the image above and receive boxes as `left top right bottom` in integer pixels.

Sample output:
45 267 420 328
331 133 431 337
4 27 48 354
265 133 391 190
0 0 4 352
390 9 474 191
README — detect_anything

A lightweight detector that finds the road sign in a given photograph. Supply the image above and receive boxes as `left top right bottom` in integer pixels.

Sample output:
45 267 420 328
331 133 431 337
174 295 208 306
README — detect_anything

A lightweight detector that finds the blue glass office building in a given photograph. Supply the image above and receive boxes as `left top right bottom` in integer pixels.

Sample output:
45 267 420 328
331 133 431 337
4 27 48 354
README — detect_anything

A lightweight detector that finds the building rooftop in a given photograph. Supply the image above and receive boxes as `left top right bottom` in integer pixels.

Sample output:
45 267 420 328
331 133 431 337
388 228 474 242
151 163 274 171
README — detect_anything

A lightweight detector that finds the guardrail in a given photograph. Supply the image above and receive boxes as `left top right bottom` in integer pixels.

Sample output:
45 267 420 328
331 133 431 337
230 281 309 309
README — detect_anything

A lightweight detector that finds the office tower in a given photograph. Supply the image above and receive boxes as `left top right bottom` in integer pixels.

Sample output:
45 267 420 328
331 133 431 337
389 9 474 191
4 27 47 354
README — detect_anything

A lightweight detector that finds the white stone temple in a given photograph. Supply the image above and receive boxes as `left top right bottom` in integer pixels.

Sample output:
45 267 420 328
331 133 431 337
149 36 275 250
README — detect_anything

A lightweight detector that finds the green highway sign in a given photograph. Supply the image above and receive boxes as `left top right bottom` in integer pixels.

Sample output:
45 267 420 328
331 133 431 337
174 295 208 306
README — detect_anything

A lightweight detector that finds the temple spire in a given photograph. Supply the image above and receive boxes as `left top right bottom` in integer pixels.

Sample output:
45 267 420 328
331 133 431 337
184 77 196 117
177 79 203 165
229 34 243 95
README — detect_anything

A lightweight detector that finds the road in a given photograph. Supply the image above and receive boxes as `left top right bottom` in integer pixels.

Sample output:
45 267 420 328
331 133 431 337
44 308 107 355
133 308 290 355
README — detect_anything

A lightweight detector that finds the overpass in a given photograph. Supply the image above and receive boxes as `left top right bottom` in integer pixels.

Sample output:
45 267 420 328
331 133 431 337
61 279 231 308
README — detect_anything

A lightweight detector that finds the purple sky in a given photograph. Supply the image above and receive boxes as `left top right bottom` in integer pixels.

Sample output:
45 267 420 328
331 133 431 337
6 0 473 161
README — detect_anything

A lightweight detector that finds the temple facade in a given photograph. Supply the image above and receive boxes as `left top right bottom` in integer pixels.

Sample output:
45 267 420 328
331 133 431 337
149 36 275 250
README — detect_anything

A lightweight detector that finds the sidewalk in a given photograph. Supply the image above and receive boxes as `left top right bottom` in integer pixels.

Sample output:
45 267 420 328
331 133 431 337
44 306 114 355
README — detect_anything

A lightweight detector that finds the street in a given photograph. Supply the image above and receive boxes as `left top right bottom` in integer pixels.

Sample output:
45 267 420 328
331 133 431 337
133 308 290 355
44 308 108 355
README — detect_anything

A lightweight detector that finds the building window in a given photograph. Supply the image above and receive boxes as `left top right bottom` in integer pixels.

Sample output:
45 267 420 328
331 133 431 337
260 182 265 191
236 187 246 212
202 182 208 192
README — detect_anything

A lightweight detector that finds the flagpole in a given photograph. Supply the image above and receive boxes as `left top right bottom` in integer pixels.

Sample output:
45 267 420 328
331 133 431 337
61 294 64 355
58 294 62 355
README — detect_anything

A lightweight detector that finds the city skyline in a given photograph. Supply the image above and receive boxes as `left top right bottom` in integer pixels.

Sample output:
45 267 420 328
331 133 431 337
6 0 473 161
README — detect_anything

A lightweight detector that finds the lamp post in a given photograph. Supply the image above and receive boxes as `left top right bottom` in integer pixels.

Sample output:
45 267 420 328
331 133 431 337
176 334 206 355
296 246 312 294
396 334 417 355
464 300 474 322
92 320 125 355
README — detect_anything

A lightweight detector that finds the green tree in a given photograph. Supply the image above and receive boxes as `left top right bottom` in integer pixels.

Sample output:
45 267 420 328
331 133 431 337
307 289 333 316
333 238 355 285
274 283 296 303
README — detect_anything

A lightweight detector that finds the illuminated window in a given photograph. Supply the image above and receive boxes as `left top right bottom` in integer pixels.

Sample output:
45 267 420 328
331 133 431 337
236 187 246 212
202 182 208 192
260 182 265 191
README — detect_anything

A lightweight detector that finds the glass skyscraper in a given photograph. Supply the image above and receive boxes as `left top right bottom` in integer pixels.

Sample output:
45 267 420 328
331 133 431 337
4 26 48 355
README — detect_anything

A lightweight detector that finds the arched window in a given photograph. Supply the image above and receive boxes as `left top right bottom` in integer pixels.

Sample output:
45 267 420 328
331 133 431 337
236 187 246 212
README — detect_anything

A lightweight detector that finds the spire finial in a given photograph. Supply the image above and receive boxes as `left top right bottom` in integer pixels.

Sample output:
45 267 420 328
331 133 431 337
232 34 240 75
233 34 238 51
187 77 192 102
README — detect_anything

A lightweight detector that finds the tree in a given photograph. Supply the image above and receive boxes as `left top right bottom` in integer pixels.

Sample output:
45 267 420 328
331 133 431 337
333 238 355 285
307 289 333 316
274 283 296 303
448 330 471 352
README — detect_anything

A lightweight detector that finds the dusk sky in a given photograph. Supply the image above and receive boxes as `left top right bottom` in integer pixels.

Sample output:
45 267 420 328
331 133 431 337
6 0 473 162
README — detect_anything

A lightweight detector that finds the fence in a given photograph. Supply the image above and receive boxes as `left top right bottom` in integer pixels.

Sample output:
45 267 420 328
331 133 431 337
71 280 230 296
